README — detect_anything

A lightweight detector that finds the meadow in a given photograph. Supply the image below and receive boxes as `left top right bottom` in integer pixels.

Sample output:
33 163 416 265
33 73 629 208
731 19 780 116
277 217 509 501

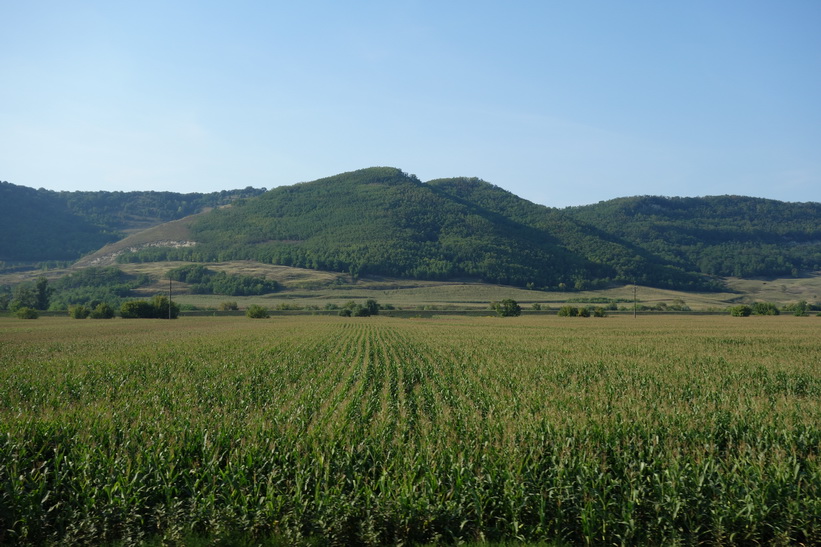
0 314 819 545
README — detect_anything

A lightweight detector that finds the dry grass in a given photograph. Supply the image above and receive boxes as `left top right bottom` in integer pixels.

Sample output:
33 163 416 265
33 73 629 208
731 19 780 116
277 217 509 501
3 259 821 311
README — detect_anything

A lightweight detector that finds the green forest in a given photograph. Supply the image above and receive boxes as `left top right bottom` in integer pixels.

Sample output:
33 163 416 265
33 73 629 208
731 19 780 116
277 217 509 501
3 168 821 291
0 181 265 262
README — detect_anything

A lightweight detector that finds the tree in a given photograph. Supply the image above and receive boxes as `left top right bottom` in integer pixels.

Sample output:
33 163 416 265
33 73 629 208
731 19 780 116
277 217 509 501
69 305 91 319
89 302 115 319
364 299 380 316
492 299 521 317
152 294 180 319
16 307 39 319
557 305 578 317
730 305 752 317
752 302 779 315
35 276 53 310
120 300 155 319
10 284 38 311
120 296 178 318
246 304 269 318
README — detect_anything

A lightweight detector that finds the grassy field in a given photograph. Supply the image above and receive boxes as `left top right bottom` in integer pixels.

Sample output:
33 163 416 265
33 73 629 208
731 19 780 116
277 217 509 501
4 261 821 312
1 314 819 545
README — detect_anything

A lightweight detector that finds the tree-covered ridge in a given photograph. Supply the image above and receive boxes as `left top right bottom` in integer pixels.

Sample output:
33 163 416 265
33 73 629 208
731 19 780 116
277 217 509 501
5 168 820 290
566 195 821 278
149 168 604 288
117 167 820 290
0 181 265 262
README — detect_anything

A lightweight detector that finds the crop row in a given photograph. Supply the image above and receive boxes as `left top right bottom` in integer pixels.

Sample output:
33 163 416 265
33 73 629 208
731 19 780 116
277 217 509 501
0 315 819 544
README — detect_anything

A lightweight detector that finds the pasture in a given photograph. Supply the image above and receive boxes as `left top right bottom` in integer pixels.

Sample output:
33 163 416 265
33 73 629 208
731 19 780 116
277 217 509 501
0 314 819 545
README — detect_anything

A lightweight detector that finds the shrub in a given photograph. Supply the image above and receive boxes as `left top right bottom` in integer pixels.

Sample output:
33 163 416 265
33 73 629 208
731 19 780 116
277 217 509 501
89 302 115 319
492 299 521 317
120 296 179 319
557 305 579 317
730 305 753 317
218 301 239 311
246 305 269 319
15 307 39 319
752 302 780 316
69 305 91 319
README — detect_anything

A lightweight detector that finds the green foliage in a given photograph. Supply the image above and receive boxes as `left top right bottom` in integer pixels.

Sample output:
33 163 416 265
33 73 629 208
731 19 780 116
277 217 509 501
15 307 39 319
730 305 753 317
89 302 115 319
9 276 54 311
34 276 53 310
218 301 239 311
0 180 265 261
120 295 179 319
245 304 269 318
792 300 809 316
10 283 39 312
567 195 821 279
752 302 780 315
338 299 380 317
491 298 521 317
558 305 579 317
167 264 278 296
364 299 380 316
49 267 151 310
69 305 91 319
2 316 819 544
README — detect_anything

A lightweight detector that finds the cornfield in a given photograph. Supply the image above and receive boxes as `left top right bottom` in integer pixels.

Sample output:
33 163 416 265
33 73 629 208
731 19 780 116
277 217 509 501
1 315 819 545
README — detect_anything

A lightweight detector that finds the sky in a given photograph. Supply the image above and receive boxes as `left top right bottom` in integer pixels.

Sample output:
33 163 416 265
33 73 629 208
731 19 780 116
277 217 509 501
1 1 820 208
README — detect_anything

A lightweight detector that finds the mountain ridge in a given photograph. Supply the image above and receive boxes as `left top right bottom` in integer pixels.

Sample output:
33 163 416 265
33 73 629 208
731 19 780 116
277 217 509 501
3 167 820 291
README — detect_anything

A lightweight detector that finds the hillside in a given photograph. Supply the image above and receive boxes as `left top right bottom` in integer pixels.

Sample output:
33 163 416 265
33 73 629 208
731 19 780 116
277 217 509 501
565 195 821 278
0 181 265 262
4 167 820 292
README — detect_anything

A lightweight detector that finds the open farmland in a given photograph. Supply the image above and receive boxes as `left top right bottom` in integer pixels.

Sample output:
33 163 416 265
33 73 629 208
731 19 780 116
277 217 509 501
0 315 819 545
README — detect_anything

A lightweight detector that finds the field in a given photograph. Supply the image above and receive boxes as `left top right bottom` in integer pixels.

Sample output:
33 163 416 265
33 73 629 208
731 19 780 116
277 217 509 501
1 314 820 545
5 262 821 312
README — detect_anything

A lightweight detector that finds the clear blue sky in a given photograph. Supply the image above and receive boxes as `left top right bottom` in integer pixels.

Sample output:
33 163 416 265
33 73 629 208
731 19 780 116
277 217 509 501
2 1 819 207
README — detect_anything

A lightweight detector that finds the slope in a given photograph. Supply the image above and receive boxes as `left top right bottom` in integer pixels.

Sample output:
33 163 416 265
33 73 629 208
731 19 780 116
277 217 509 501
118 167 606 288
566 195 821 278
0 181 265 262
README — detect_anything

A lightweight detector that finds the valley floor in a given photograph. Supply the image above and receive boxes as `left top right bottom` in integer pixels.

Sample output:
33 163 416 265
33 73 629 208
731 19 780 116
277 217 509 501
1 315 819 544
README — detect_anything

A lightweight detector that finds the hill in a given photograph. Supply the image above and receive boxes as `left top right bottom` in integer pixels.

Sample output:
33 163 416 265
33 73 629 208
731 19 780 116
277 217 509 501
3 168 820 292
0 181 265 262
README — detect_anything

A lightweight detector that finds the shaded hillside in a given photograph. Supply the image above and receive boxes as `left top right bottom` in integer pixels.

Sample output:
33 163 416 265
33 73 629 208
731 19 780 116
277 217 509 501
118 167 716 289
0 182 116 262
120 168 609 288
6 168 819 291
428 178 718 290
0 181 264 262
565 196 821 278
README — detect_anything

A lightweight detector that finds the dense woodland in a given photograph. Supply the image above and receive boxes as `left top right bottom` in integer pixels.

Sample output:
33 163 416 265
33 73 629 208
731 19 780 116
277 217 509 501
0 181 265 262
3 168 821 291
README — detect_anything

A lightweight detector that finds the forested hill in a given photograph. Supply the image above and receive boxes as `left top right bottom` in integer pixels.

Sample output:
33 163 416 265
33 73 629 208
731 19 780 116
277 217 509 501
565 196 821 279
0 181 265 262
5 168 820 290
112 166 816 291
